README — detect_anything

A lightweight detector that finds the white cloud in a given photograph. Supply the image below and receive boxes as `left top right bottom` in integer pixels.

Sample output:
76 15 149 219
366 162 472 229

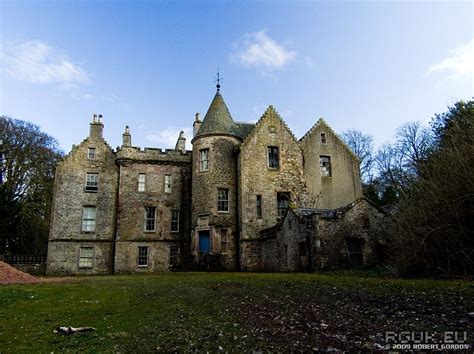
428 39 474 78
230 30 296 74
145 127 193 150
0 40 91 89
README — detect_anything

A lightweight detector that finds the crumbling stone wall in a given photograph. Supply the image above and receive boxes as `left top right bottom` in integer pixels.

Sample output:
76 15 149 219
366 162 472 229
46 121 118 275
300 119 362 209
239 106 307 270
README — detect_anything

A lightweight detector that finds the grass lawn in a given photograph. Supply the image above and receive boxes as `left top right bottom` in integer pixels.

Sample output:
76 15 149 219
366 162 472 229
1 272 473 352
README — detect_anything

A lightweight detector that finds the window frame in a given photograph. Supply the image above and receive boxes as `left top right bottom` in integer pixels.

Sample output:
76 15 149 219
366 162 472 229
164 174 172 193
138 173 146 192
171 209 179 233
267 146 280 169
78 247 94 268
217 188 229 213
137 246 149 267
320 155 332 177
81 206 97 233
277 192 290 219
87 147 96 160
144 206 157 232
85 172 99 192
320 132 327 144
220 228 228 254
199 148 209 172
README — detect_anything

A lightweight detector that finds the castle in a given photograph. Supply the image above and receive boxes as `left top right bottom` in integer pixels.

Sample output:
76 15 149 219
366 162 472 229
46 85 385 274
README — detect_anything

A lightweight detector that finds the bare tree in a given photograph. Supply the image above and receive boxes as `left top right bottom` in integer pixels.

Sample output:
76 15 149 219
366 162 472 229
342 130 375 183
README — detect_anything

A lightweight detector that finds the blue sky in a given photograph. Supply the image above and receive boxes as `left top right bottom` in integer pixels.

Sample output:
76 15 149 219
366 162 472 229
1 0 472 152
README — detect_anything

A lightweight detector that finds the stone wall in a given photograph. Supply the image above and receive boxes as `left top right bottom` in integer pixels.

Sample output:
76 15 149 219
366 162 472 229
114 241 173 273
191 135 240 270
300 119 362 209
47 122 118 275
239 106 307 270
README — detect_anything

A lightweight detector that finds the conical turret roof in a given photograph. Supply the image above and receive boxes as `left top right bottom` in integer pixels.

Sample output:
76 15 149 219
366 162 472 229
195 91 239 138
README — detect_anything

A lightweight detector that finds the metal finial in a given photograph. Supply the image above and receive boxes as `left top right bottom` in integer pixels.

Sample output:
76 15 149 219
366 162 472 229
214 68 223 91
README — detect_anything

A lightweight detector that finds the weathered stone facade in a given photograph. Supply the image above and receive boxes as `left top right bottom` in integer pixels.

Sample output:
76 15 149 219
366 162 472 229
47 87 380 274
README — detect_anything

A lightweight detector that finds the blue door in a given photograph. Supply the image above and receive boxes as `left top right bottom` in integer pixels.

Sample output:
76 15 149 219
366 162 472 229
199 230 211 253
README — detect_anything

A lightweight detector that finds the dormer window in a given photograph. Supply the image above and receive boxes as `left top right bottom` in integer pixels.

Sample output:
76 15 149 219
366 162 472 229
320 133 327 144
88 147 96 159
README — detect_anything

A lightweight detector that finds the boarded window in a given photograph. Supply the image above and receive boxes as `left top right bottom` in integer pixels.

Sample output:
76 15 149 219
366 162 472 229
82 207 96 232
171 209 179 232
221 229 228 253
138 173 146 192
85 173 99 192
87 147 96 160
267 146 279 168
79 247 93 268
256 195 262 219
320 132 327 144
200 149 209 172
218 188 229 212
138 246 149 267
165 174 172 193
320 155 332 177
144 206 156 231
277 192 290 218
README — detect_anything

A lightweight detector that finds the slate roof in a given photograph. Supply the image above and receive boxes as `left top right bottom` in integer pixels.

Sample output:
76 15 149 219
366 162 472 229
195 90 255 140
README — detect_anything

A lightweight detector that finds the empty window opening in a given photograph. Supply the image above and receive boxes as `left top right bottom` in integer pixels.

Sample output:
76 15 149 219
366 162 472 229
144 206 156 231
138 173 146 192
256 195 262 219
320 155 332 177
218 188 229 212
200 149 209 172
85 173 99 192
82 207 96 232
79 247 94 268
267 146 279 169
138 246 149 267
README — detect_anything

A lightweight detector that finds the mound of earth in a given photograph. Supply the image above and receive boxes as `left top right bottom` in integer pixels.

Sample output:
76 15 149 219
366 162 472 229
0 261 39 284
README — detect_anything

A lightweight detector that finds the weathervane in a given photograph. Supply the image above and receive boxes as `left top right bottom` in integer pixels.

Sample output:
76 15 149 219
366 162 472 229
215 68 223 91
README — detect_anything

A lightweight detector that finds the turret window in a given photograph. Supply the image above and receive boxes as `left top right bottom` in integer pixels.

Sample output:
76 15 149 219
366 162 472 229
218 188 229 212
267 146 279 169
200 149 209 172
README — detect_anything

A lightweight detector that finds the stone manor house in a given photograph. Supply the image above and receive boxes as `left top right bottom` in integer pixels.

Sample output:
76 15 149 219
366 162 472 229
46 85 386 275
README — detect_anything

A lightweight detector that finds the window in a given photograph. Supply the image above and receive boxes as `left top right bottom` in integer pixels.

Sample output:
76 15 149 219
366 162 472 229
144 206 156 231
320 155 332 177
85 173 99 192
200 149 209 172
218 188 229 212
82 207 96 232
170 245 180 265
221 229 228 253
256 195 262 219
138 174 146 192
267 146 279 169
277 192 290 218
171 209 179 232
79 247 94 268
165 174 172 193
87 147 96 160
320 132 327 144
137 246 149 267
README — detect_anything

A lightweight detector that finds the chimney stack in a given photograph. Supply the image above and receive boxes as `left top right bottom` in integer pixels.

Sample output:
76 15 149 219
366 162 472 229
89 113 104 140
175 131 186 153
193 112 202 137
122 125 131 147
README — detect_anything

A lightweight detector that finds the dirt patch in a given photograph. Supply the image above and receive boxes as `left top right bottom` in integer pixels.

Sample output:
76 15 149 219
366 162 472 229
0 261 40 284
